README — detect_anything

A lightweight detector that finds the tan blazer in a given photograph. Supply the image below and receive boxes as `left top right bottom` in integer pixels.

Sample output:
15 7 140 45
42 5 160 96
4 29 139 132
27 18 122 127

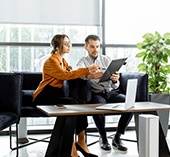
33 53 88 101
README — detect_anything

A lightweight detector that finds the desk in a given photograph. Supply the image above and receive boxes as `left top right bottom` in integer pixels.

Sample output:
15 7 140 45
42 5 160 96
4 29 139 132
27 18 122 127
37 102 170 157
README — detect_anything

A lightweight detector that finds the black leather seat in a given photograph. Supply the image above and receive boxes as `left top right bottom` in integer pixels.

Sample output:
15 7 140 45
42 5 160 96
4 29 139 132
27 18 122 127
0 73 22 157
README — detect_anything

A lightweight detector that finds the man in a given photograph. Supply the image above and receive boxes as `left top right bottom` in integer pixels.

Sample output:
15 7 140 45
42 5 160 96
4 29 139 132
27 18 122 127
76 34 133 153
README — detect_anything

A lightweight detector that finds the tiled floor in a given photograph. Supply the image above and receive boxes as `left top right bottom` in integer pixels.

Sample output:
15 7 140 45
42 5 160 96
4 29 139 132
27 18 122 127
0 129 170 157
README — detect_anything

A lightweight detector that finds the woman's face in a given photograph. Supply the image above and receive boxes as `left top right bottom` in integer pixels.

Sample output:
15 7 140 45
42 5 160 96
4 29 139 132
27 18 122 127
63 37 71 54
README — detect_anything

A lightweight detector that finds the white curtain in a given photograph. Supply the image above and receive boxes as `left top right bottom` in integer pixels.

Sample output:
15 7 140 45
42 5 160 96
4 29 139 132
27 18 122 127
0 0 100 25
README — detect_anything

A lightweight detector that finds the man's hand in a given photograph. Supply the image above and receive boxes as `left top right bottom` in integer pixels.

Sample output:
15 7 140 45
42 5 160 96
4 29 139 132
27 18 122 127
87 71 103 79
110 71 120 83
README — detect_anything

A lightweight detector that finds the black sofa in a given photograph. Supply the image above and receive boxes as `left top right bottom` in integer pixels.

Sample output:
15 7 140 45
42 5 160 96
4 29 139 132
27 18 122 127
16 72 92 117
15 71 148 119
119 72 148 102
13 72 148 117
18 72 46 117
14 71 148 146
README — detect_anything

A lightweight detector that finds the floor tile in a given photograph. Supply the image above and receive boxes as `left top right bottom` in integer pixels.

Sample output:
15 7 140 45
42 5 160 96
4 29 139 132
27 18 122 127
1 129 170 157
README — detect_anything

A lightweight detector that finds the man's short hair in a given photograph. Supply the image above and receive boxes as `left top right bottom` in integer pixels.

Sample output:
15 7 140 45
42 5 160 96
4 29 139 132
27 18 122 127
85 35 100 45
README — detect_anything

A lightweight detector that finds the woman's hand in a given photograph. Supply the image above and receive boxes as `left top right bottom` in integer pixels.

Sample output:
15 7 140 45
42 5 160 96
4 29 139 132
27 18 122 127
88 64 100 71
87 71 104 79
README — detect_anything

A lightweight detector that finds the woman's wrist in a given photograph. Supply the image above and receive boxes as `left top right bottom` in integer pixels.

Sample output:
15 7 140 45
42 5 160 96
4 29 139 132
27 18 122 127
87 66 91 71
88 64 100 71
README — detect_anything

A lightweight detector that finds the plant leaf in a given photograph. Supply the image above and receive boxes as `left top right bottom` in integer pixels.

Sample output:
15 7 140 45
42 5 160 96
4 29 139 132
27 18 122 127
165 39 170 45
163 32 170 39
135 51 145 58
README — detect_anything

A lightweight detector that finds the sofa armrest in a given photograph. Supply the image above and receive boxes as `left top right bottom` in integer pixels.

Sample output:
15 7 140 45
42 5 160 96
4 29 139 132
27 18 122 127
119 72 148 101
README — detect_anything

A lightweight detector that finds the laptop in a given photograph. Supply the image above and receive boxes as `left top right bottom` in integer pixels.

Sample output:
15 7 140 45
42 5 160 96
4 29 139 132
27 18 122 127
96 79 138 111
98 58 127 83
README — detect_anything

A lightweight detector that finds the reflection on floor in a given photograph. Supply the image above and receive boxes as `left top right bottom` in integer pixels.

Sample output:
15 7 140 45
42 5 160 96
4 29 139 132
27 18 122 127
1 129 170 157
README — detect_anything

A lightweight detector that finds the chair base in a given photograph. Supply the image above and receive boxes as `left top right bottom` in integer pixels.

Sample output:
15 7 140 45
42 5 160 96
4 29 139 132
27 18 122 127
12 136 50 150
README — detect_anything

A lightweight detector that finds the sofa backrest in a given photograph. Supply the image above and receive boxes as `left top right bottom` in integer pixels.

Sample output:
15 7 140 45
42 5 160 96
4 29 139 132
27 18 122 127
13 72 42 107
68 72 149 103
14 72 42 90
14 71 148 106
119 72 148 101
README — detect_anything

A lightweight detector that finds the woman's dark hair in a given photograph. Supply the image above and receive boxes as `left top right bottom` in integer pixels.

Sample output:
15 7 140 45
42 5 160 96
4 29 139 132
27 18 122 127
51 34 69 54
85 34 100 45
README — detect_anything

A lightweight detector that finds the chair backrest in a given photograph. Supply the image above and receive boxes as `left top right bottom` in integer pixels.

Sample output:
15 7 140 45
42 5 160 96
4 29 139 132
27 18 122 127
119 72 148 101
0 73 22 123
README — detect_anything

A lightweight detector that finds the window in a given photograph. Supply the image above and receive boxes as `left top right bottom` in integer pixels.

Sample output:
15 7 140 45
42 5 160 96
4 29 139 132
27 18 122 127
0 24 99 72
0 24 100 127
105 0 170 45
105 0 170 125
105 0 170 72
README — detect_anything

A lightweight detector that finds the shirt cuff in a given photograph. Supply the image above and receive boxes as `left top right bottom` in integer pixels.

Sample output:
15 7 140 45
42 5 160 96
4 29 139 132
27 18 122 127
112 80 120 89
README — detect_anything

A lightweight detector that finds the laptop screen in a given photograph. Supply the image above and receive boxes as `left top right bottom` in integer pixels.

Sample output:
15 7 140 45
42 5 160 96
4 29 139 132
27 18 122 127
125 79 138 110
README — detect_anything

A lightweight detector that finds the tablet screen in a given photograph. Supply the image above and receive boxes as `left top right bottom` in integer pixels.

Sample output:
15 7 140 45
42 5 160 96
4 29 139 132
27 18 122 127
98 58 127 83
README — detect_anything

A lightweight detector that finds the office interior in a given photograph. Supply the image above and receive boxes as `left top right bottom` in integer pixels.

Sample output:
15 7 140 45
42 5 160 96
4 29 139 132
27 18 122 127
0 0 170 157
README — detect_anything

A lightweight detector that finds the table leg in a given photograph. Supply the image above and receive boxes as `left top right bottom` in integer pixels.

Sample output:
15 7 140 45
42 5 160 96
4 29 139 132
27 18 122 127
18 118 29 144
134 112 170 157
134 113 139 152
45 115 77 157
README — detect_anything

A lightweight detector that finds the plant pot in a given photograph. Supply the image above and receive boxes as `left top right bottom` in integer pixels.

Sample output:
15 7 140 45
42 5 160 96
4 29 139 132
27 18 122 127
149 93 170 137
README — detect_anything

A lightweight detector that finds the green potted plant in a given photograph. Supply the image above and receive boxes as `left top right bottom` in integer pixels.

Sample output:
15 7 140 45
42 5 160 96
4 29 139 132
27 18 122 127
136 31 170 93
136 31 170 136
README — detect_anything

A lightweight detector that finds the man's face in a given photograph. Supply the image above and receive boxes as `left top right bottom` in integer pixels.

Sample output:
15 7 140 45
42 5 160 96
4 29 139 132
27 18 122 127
84 39 100 60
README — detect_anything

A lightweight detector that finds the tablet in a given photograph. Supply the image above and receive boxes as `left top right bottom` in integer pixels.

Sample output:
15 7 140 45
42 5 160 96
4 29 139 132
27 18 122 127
98 58 127 83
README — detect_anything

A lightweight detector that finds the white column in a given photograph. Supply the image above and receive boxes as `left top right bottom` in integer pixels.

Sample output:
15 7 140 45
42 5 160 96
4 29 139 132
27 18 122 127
139 114 159 157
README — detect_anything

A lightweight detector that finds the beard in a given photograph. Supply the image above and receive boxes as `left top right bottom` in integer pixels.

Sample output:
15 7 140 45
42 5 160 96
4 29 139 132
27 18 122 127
89 52 98 60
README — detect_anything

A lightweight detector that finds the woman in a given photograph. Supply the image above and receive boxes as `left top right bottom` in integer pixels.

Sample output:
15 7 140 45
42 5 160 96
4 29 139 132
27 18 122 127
33 34 99 157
